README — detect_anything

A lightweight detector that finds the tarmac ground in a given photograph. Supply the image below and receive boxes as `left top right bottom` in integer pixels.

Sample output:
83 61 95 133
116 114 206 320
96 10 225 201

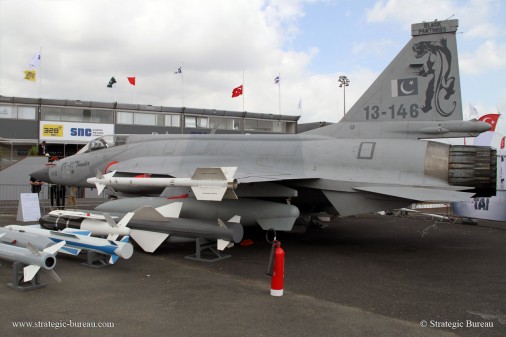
0 206 504 337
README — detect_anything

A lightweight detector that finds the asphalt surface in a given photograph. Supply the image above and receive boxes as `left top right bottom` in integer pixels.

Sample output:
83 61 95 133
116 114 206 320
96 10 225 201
0 208 504 337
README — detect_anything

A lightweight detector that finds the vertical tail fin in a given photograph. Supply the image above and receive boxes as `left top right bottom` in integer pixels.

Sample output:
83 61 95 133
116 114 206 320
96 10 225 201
344 19 462 123
306 19 489 139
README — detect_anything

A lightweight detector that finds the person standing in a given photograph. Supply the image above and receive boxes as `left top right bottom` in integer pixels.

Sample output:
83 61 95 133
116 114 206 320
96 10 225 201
38 141 48 156
29 176 43 194
67 186 78 207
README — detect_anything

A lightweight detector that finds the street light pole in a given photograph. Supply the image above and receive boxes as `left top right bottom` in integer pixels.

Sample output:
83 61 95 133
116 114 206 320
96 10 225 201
338 75 350 119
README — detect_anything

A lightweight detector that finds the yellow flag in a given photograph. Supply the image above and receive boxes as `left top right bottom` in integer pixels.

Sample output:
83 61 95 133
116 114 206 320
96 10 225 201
24 70 36 82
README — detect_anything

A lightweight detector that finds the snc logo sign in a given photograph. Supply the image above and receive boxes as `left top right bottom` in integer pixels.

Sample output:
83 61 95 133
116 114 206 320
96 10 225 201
70 128 92 137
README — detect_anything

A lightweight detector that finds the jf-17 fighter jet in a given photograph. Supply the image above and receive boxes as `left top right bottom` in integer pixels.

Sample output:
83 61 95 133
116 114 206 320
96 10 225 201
31 19 496 232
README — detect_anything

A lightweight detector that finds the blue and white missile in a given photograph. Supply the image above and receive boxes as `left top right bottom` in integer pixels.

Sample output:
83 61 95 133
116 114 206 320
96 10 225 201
5 225 133 264
0 234 66 282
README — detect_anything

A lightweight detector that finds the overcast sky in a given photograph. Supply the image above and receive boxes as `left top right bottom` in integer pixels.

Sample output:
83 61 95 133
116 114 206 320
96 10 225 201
0 0 505 124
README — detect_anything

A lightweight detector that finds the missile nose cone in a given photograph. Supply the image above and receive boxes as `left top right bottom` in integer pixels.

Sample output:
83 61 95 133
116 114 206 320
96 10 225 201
475 120 492 133
30 166 51 183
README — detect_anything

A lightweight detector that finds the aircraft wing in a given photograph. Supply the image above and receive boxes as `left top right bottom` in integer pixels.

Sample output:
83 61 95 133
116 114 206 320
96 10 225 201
233 168 316 184
105 160 314 184
353 186 474 202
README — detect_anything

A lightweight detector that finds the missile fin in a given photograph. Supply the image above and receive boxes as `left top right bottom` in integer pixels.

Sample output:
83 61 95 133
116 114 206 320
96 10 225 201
217 239 231 251
47 269 62 283
60 246 81 256
192 167 227 180
103 213 117 227
155 203 183 218
96 182 106 195
130 230 169 253
221 167 238 181
107 234 118 241
191 186 227 201
227 215 241 223
95 169 104 179
218 219 226 228
23 265 40 282
26 242 40 256
109 255 119 264
223 188 238 200
132 206 166 222
117 212 135 227
103 170 116 178
43 240 66 255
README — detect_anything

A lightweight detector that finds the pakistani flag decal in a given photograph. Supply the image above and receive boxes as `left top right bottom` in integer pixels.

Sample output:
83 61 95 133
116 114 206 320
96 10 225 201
391 78 418 97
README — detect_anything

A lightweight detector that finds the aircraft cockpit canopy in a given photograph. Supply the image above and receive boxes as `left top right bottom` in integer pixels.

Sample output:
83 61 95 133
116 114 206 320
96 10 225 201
77 135 128 154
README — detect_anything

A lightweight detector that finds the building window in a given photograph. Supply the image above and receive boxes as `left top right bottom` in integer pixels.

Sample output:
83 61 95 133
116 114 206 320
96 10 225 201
117 111 134 124
246 119 276 132
164 114 180 127
209 117 240 130
244 119 256 131
0 105 37 120
197 117 208 128
185 116 197 128
41 107 113 123
134 113 156 126
0 105 16 118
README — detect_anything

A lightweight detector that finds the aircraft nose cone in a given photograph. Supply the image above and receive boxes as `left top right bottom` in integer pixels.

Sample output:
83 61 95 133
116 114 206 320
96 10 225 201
30 166 51 182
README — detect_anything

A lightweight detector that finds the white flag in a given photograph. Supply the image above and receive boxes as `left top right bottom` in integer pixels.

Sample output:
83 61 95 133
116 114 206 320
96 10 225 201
30 52 41 68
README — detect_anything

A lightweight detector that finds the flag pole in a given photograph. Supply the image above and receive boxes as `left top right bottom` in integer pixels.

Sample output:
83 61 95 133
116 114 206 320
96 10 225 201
278 73 281 115
181 62 184 107
38 47 42 98
242 68 245 111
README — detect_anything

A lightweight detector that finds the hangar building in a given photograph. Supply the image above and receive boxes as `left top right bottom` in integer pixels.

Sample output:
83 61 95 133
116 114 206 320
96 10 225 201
0 95 300 169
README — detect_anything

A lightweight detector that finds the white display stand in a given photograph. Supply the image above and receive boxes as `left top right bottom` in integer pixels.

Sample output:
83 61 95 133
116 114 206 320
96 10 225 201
16 193 41 222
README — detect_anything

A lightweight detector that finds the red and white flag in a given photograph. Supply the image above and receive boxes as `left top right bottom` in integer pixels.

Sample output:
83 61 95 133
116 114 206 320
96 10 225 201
127 77 136 86
479 114 501 131
231 85 243 98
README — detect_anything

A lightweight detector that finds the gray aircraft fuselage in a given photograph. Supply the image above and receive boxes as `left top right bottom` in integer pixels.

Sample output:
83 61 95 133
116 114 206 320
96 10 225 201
38 133 494 217
31 19 497 227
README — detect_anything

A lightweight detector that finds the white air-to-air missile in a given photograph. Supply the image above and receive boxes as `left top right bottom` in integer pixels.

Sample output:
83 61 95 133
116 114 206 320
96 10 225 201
5 225 133 264
39 209 133 238
0 234 66 282
87 167 238 201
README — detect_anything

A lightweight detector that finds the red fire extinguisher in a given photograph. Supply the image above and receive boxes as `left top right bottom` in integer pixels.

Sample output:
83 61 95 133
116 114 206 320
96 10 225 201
267 239 285 296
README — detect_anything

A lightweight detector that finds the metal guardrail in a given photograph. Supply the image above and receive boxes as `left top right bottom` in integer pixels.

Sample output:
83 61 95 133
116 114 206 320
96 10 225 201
0 184 108 214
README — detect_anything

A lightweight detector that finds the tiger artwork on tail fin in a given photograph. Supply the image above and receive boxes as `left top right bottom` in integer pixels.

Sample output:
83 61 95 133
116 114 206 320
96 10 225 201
412 38 457 117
